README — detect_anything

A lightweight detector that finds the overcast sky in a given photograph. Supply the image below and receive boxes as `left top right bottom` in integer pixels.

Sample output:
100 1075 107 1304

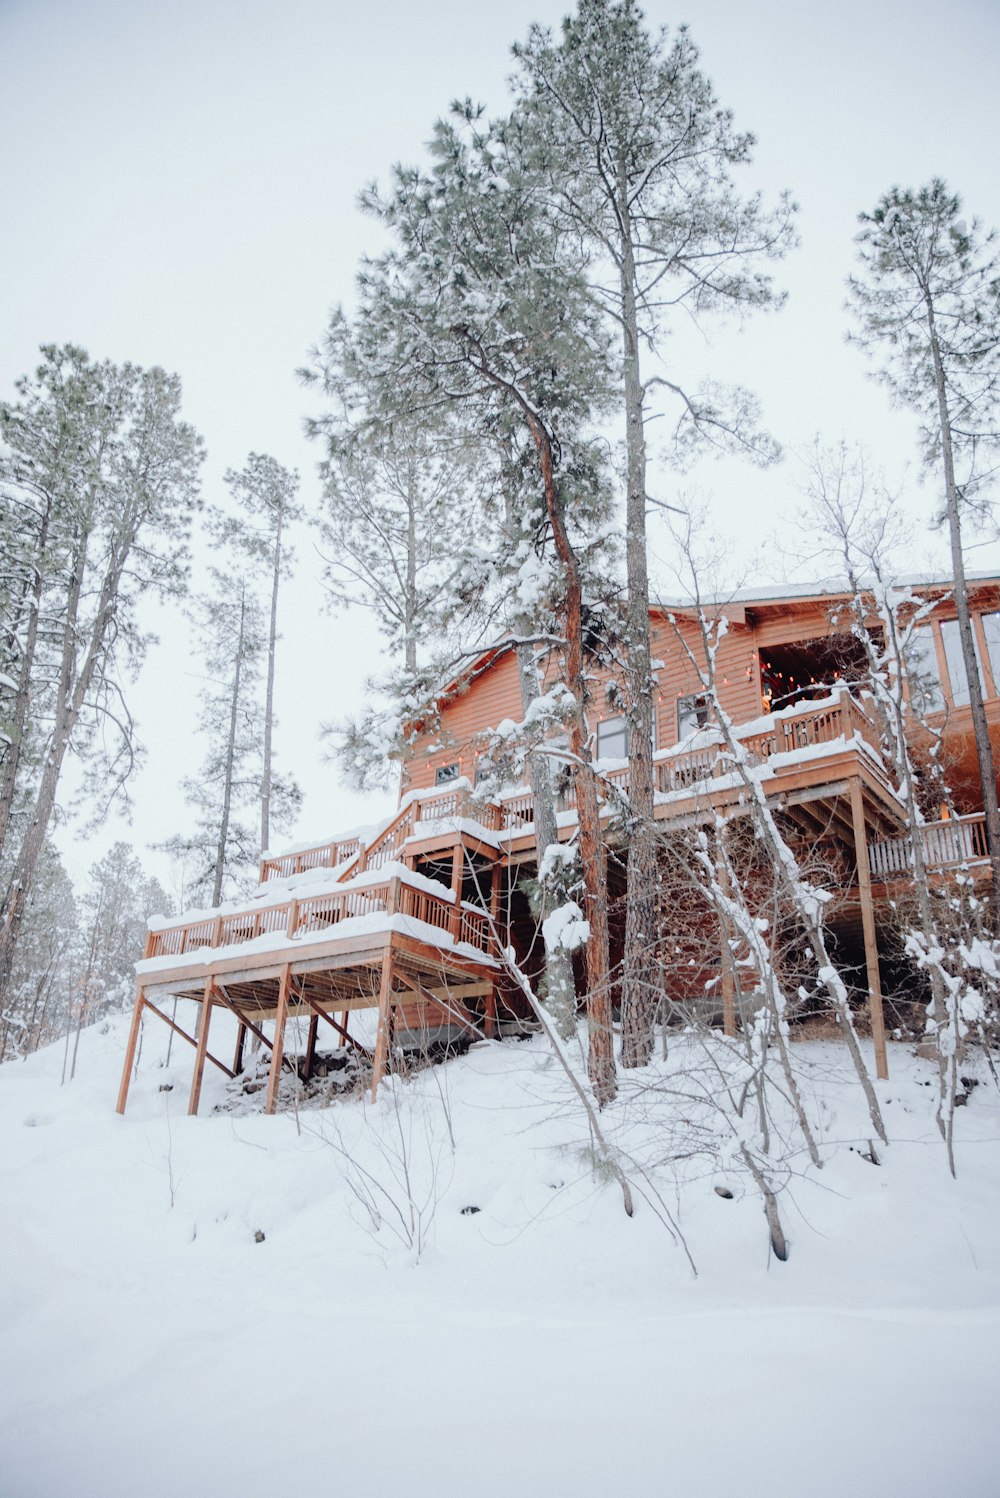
3 0 1000 897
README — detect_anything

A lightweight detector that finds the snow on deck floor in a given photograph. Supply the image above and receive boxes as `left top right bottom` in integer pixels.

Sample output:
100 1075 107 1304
1 1012 999 1498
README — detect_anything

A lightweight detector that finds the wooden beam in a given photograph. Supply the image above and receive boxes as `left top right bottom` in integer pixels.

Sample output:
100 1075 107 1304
300 995 374 1059
849 778 889 1081
211 984 291 1064
450 843 463 941
485 864 502 1037
370 951 395 1102
394 968 477 1037
140 997 235 1078
265 964 292 1115
115 985 146 1115
188 979 215 1116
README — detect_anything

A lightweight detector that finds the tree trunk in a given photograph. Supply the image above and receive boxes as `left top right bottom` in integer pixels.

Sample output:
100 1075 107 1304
514 631 577 1038
457 329 615 1102
404 467 418 676
529 422 614 1103
617 164 659 1068
925 304 1000 923
213 585 247 907
261 508 283 854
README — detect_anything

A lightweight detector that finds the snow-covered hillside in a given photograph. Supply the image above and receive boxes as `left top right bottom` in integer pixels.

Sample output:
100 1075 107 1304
2 1013 998 1498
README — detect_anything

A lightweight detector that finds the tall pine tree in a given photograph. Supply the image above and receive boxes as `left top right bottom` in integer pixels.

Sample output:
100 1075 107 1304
848 181 1000 919
513 1 795 1064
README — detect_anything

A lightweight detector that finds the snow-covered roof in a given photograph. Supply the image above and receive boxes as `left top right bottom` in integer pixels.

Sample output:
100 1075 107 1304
652 571 1000 611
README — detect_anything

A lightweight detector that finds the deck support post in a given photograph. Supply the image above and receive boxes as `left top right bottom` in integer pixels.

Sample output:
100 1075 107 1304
485 864 502 1038
714 830 737 1038
115 984 146 1115
300 998 373 1059
265 965 292 1115
233 1021 247 1077
449 843 463 941
303 1013 319 1082
371 951 395 1102
188 979 215 1116
849 779 888 1081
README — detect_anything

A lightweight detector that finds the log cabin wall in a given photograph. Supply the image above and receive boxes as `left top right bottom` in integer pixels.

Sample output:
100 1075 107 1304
403 609 762 795
404 648 525 793
402 585 1000 803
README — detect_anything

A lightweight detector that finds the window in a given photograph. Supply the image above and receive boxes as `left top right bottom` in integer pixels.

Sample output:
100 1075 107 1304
979 613 1000 697
677 693 710 741
905 627 944 714
595 716 628 761
435 762 460 785
940 619 984 707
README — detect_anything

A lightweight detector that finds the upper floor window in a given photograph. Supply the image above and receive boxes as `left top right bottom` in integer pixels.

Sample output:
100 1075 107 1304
677 693 710 741
595 716 628 761
435 762 460 785
981 613 1000 696
940 618 984 707
906 627 945 715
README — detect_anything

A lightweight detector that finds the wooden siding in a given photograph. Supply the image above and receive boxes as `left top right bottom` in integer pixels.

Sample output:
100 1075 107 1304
402 590 1000 805
406 648 524 793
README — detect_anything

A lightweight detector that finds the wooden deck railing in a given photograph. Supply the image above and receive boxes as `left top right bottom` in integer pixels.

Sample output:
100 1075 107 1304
147 876 494 962
260 693 883 868
499 691 882 829
260 785 504 883
259 836 361 883
868 813 989 879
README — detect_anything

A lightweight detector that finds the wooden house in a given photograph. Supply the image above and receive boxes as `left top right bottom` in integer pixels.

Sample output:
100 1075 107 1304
116 574 1000 1116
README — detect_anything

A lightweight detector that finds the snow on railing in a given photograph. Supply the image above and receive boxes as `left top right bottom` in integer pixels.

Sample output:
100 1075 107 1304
259 783 503 883
260 692 884 863
146 875 493 961
868 813 988 880
259 836 361 883
496 690 880 828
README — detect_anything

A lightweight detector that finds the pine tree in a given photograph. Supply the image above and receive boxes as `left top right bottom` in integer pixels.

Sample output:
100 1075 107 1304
217 454 302 854
0 841 79 1062
847 181 1000 920
162 573 300 904
0 346 203 1005
322 106 621 1100
807 445 998 1173
307 309 483 681
513 1 795 1066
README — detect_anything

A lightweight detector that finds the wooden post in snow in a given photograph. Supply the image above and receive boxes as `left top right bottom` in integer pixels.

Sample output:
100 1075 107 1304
265 965 292 1115
188 978 215 1116
714 830 737 1039
849 779 888 1081
233 1021 247 1077
303 1013 319 1082
485 862 502 1038
371 952 395 1102
115 984 146 1115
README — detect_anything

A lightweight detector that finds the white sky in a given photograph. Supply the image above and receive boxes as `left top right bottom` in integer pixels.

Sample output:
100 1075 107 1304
3 0 1000 896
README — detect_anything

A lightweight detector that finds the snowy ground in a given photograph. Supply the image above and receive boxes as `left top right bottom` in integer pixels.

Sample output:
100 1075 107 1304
2 1010 999 1498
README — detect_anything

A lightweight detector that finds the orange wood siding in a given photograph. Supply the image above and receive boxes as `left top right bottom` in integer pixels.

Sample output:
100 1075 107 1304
400 588 1000 803
405 649 524 793
649 615 761 746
